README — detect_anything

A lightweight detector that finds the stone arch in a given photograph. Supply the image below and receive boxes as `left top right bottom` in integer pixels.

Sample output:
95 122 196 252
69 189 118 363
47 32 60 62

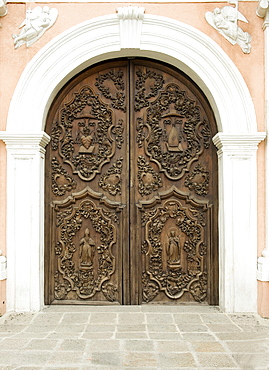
0 9 265 312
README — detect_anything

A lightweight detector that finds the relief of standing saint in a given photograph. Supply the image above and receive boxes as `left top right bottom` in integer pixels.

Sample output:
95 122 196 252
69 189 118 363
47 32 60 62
79 228 95 266
166 230 181 264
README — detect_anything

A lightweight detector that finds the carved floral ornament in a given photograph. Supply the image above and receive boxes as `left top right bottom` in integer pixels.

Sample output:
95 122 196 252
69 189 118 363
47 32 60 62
205 0 251 53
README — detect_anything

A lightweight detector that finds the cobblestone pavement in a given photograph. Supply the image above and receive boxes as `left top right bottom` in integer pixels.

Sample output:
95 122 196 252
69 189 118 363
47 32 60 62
0 305 269 369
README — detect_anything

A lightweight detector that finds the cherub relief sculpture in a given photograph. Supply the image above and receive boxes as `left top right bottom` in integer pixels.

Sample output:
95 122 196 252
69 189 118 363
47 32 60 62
12 6 58 49
205 0 251 53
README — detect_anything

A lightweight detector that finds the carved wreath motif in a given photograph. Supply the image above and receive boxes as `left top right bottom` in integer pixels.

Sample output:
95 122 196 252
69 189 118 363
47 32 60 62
53 190 121 301
141 194 208 302
51 85 116 181
139 83 211 180
185 163 209 196
95 70 126 111
99 157 123 196
135 68 164 111
137 156 162 196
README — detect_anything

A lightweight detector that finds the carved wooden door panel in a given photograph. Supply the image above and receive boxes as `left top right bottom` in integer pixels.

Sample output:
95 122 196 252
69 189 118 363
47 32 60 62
45 59 218 305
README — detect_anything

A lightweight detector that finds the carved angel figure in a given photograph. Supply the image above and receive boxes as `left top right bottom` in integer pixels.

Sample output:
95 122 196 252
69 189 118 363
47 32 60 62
205 1 251 53
12 6 58 49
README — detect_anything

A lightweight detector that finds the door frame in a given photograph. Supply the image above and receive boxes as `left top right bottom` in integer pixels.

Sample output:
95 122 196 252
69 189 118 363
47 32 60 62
0 8 265 312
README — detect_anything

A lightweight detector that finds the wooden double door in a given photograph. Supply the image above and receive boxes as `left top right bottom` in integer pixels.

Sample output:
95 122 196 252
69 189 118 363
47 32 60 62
45 59 218 305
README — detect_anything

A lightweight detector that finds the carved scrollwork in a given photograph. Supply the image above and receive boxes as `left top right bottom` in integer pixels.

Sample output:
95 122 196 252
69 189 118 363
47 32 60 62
137 156 162 196
54 270 71 300
140 189 209 302
136 117 146 148
101 282 118 302
53 188 123 301
189 275 207 302
95 70 126 111
142 272 159 302
135 68 164 111
51 85 116 181
185 163 209 196
51 157 77 196
136 80 211 180
99 157 123 196
112 119 124 149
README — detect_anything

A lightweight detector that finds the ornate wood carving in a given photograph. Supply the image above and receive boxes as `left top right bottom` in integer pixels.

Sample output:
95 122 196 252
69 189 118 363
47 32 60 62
112 119 124 149
95 70 126 111
52 188 123 301
51 85 116 181
185 163 209 196
135 68 164 111
46 59 218 306
51 157 77 196
137 155 162 196
139 188 210 302
99 157 123 196
136 82 212 180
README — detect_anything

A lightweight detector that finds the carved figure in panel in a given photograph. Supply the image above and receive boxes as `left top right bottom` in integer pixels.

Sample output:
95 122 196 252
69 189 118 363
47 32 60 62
99 157 123 196
185 163 209 196
51 86 117 181
95 71 126 111
53 188 123 301
51 157 77 196
205 1 251 54
12 6 58 49
137 156 162 196
136 79 212 180
79 228 95 267
166 229 181 267
139 189 210 302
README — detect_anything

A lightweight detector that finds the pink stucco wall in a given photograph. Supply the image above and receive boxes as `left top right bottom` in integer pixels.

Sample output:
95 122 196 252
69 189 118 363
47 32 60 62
0 1 267 316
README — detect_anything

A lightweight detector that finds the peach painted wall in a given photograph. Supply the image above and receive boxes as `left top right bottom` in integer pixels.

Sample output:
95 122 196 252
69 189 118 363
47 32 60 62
0 1 267 315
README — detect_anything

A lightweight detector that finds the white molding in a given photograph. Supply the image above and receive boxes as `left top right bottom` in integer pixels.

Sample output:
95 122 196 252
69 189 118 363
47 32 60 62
2 10 263 312
0 132 50 311
117 6 145 49
213 133 266 312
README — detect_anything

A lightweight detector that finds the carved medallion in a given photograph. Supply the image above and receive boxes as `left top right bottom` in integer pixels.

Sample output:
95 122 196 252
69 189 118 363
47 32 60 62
99 157 123 196
95 70 126 111
137 156 162 196
185 163 209 196
51 85 116 181
51 157 77 196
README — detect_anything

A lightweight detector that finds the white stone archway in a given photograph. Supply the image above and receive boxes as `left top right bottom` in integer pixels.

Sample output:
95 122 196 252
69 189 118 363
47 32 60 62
0 8 265 312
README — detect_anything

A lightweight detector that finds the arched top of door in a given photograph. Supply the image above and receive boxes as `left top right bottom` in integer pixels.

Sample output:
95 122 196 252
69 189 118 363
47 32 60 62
6 9 257 134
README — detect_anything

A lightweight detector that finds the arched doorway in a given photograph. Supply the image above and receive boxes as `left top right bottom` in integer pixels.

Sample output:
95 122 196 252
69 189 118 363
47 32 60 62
45 58 218 305
0 9 264 312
